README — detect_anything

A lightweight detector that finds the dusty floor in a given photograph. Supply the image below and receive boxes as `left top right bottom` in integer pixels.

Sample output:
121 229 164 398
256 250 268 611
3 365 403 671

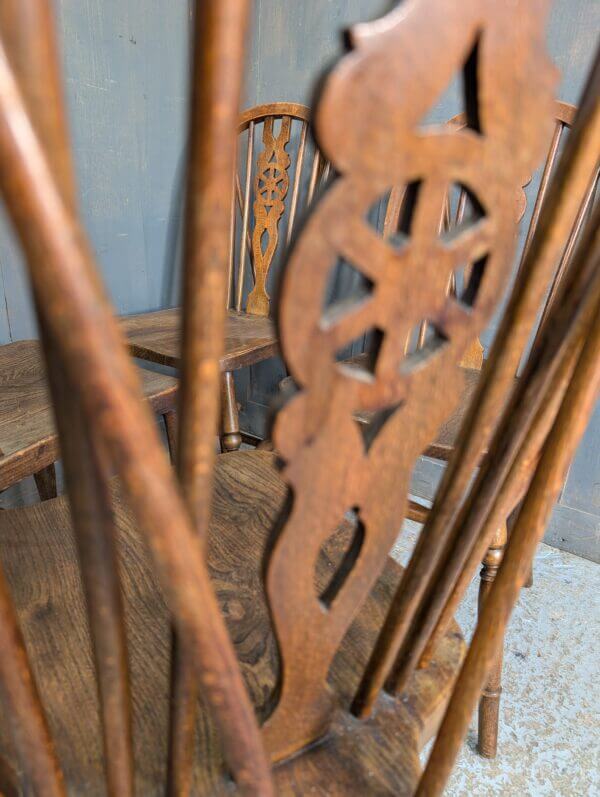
393 522 600 797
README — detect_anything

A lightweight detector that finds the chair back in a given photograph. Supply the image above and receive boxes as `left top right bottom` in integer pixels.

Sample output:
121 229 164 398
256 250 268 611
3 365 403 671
0 1 598 796
230 103 332 316
381 101 599 371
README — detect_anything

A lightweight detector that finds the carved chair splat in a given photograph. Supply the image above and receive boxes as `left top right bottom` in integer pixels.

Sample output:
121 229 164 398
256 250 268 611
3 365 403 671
335 97 598 759
0 2 598 797
123 102 332 453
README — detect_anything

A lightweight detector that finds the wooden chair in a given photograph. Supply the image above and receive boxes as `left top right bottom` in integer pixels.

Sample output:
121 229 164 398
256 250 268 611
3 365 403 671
0 2 598 796
122 103 332 452
278 99 599 757
351 97 599 758
0 339 178 502
0 5 179 507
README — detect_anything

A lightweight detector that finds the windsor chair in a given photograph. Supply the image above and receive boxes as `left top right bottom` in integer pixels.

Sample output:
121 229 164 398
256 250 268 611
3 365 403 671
277 98 598 755
122 103 331 452
349 97 599 758
0 2 599 797
0 339 178 500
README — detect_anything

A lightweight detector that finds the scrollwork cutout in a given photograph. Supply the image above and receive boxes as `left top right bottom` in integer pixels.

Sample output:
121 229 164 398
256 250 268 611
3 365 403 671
263 0 556 760
246 116 292 316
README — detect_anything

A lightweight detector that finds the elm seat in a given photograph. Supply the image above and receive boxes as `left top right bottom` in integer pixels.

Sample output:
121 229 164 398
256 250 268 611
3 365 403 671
0 451 464 795
121 308 278 372
0 340 178 491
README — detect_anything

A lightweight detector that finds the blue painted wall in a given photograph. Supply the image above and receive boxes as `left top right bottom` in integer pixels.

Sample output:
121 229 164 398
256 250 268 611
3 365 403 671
0 0 597 559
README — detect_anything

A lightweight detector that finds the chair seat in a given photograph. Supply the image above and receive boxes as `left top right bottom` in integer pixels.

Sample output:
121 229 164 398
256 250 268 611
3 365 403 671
0 450 464 795
0 340 177 490
121 308 278 371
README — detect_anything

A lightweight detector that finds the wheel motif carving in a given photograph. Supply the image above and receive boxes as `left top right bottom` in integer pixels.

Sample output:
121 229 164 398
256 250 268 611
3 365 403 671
246 116 292 315
262 0 557 760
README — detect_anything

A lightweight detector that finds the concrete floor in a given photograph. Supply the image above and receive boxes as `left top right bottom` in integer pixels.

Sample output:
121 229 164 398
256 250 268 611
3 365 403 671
393 521 600 797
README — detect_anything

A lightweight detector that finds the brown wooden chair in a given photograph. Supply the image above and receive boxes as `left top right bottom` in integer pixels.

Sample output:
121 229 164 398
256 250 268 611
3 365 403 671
0 5 179 508
353 97 599 758
0 2 598 796
278 99 599 757
0 339 178 502
121 102 332 452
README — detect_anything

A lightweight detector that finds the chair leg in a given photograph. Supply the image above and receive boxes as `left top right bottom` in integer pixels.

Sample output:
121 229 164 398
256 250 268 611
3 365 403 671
508 505 533 588
164 410 178 463
220 371 242 453
33 463 58 501
477 522 507 759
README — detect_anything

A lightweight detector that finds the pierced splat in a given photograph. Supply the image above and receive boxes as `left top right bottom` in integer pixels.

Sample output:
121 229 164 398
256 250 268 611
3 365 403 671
322 258 375 324
246 116 292 315
463 35 482 134
263 0 556 763
316 510 365 609
440 183 486 244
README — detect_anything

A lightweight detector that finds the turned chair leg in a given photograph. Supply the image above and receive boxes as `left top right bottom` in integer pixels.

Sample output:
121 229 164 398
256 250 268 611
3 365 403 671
33 463 58 501
477 522 507 758
220 371 242 453
164 410 178 463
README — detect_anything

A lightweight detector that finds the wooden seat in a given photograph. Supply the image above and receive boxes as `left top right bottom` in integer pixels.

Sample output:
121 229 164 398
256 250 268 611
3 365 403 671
0 340 178 494
122 308 277 372
0 451 464 795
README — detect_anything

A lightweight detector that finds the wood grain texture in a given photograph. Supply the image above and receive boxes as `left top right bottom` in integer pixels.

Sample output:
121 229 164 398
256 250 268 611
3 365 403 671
0 339 178 491
122 309 277 371
168 3 269 793
0 24 271 792
1 3 136 793
267 0 556 754
0 451 464 794
0 1 596 794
